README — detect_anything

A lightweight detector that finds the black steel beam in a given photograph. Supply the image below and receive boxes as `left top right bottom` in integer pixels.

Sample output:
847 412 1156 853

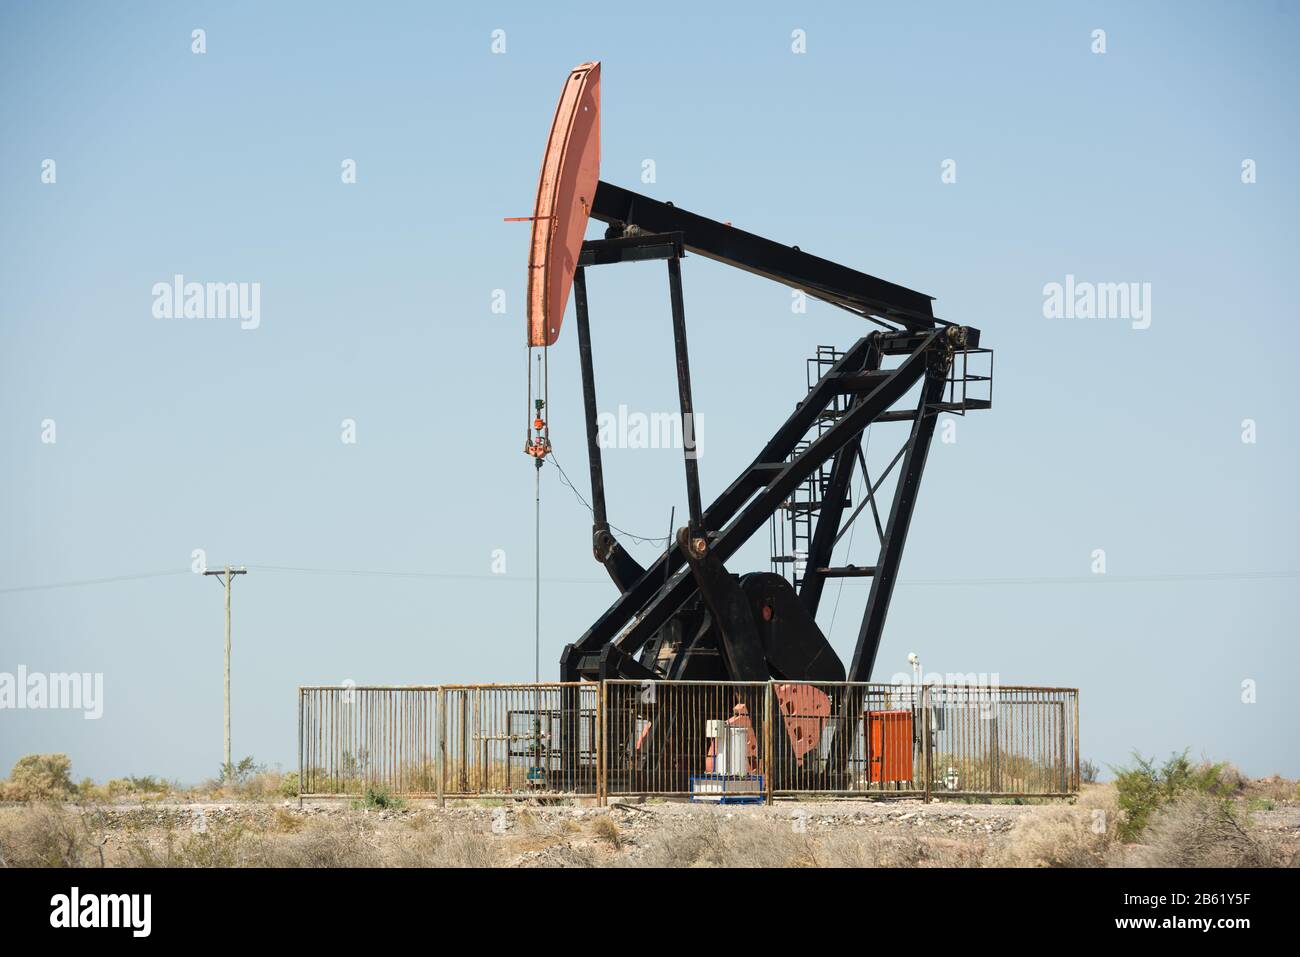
606 337 937 670
849 365 951 681
573 266 647 592
667 255 704 534
834 370 896 394
578 232 683 267
561 336 880 678
815 565 877 577
573 267 606 530
591 182 938 330
679 529 769 681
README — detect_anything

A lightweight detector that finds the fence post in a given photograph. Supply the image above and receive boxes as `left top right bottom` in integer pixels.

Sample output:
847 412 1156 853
1072 690 1081 792
1057 701 1067 794
296 687 304 808
437 687 446 808
597 680 606 806
922 684 932 804
764 681 774 805
991 712 1001 793
462 686 473 790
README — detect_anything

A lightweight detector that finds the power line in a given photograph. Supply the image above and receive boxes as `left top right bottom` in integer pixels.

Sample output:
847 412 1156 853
247 564 608 584
0 569 190 594
1 565 1296 595
896 570 1300 587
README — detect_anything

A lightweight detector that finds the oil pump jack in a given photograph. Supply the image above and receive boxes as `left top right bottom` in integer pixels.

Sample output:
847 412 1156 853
518 63 991 785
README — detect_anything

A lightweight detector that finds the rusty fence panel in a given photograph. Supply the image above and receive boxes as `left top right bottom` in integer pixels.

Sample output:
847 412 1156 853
602 680 771 801
298 686 439 798
298 682 1078 801
925 685 1080 798
766 682 1078 799
440 683 599 799
767 682 925 798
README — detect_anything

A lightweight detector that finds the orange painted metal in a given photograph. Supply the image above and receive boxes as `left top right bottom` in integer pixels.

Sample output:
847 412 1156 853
867 709 914 783
527 61 601 347
775 683 830 768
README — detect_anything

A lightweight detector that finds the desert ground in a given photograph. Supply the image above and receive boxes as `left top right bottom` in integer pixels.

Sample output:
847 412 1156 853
3 782 1297 868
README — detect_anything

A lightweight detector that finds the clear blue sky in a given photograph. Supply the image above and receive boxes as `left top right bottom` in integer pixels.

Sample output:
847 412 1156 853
1 1 1296 784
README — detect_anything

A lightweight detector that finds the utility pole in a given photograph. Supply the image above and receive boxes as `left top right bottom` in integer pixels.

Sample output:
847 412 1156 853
203 565 247 775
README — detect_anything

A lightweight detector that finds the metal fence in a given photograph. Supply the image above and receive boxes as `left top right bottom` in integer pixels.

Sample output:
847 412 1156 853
298 681 1078 802
298 685 439 797
602 680 770 800
441 684 600 798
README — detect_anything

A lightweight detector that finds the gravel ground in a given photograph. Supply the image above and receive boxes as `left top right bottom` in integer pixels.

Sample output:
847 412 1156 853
61 794 1298 865
8 792 1295 867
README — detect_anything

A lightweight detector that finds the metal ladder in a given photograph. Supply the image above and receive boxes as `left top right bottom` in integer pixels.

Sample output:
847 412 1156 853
770 346 852 588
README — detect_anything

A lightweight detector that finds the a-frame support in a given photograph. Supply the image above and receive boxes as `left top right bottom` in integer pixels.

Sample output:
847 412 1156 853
556 188 988 686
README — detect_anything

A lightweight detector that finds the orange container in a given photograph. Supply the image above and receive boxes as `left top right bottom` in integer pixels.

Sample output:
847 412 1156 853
866 710 914 783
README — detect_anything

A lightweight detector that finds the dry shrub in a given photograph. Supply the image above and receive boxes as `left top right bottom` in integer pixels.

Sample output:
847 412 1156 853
1 754 76 802
986 783 1119 868
1125 794 1280 868
0 805 101 866
589 814 621 848
205 770 297 802
989 807 1110 867
1112 751 1241 840
1214 764 1247 794
272 808 304 833
76 777 171 803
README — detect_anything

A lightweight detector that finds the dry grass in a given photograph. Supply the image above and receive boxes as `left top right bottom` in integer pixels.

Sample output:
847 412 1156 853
634 818 821 868
118 815 503 868
193 770 299 802
3 791 1294 869
631 817 984 868
820 831 983 867
1123 794 1285 868
272 808 304 833
0 803 104 866
987 783 1120 868
1242 775 1299 805
930 750 1066 795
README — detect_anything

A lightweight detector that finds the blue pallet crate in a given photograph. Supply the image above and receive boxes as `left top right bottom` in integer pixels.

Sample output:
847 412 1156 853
689 773 766 805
